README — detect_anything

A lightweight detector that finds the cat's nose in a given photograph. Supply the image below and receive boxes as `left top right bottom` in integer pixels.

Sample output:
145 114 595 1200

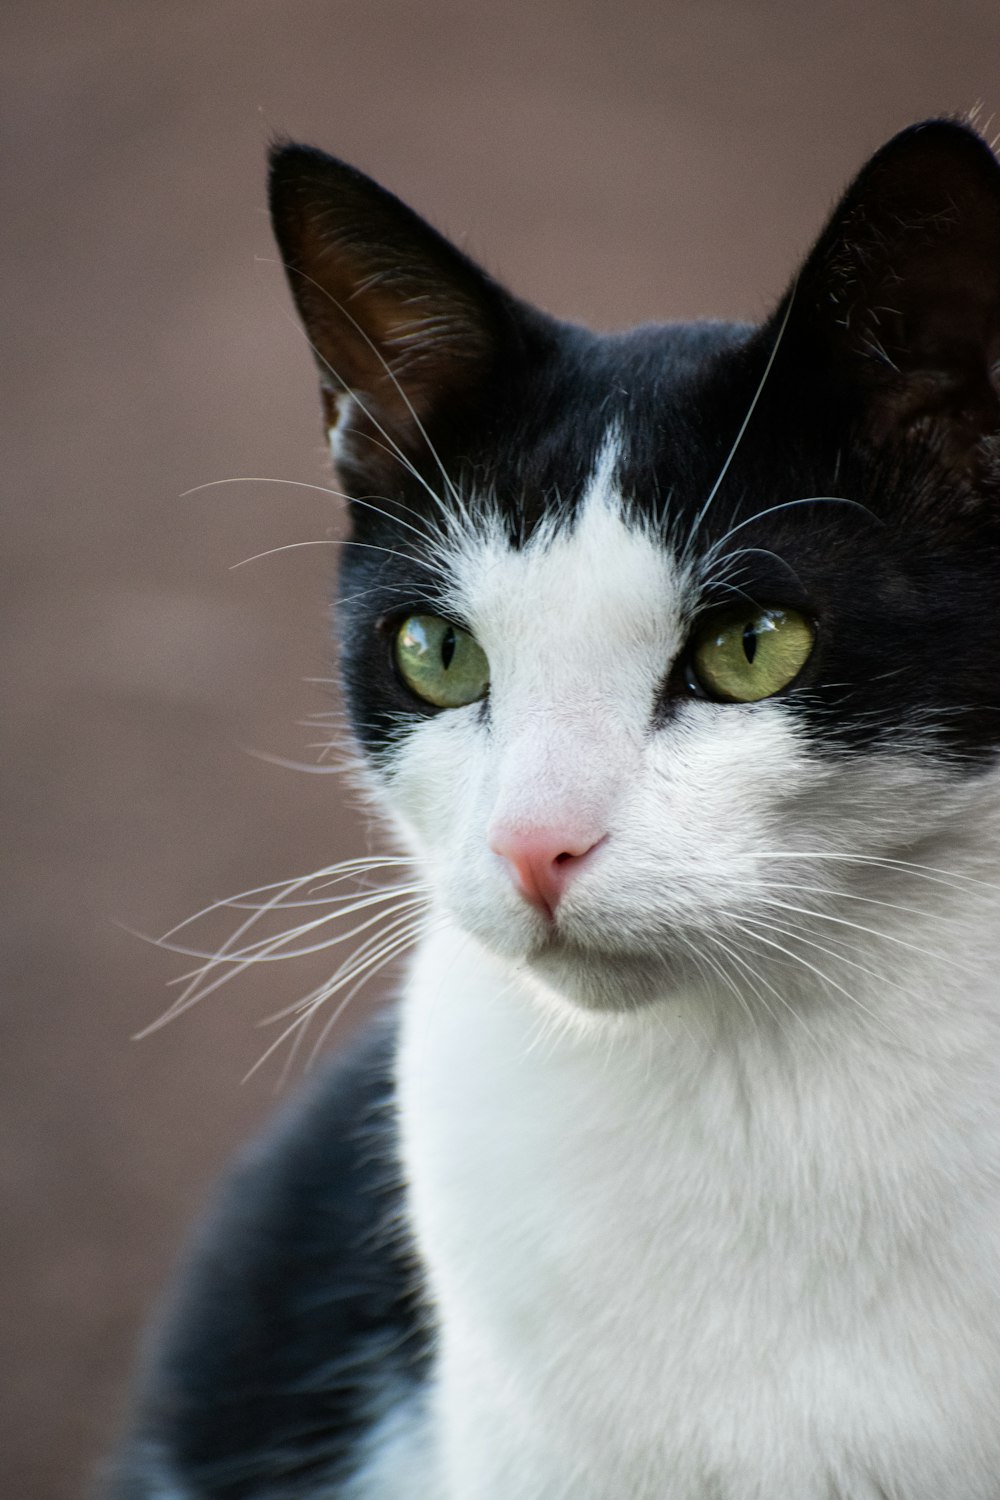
488 825 606 918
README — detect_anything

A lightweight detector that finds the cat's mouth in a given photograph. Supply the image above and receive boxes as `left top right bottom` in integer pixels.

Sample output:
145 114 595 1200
524 926 691 1012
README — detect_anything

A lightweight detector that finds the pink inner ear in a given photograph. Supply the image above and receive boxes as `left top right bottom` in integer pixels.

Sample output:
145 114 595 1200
270 143 512 468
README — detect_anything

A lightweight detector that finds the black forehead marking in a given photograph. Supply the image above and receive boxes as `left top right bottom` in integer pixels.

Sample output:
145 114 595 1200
342 318 761 554
338 317 1000 766
476 321 762 546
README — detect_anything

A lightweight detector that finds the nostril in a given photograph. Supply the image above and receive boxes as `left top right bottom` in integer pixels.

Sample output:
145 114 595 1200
488 826 607 916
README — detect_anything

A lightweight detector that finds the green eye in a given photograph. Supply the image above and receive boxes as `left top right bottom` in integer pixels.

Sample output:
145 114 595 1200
690 606 814 703
394 614 490 709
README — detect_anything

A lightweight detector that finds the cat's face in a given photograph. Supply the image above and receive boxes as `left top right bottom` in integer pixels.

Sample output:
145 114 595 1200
270 123 1000 1015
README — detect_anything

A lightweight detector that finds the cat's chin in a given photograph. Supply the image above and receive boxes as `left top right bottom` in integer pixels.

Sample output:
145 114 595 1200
521 941 686 1014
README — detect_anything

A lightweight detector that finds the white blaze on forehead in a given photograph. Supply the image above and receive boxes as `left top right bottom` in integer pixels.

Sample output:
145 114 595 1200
434 434 691 831
445 434 688 726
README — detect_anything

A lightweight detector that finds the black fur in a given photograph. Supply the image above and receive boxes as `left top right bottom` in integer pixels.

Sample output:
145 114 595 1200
103 1020 430 1499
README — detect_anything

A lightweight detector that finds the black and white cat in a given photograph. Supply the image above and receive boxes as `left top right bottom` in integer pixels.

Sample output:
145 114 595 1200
108 120 1000 1499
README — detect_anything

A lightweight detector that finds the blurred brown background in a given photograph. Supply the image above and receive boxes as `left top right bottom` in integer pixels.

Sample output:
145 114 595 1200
3 2 998 1494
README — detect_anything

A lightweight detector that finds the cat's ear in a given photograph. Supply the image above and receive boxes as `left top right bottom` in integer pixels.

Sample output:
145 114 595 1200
269 143 519 483
784 119 1000 473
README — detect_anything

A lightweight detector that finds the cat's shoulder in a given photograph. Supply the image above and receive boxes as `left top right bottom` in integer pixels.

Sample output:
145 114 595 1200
103 1015 432 1499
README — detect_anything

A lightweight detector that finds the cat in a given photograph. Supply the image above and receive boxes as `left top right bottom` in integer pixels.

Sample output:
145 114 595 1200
105 118 1000 1499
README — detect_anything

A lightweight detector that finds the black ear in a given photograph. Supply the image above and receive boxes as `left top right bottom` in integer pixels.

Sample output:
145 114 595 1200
269 143 519 483
786 119 1000 475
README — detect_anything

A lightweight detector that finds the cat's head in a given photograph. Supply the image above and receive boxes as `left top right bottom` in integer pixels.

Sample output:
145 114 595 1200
269 122 1000 1015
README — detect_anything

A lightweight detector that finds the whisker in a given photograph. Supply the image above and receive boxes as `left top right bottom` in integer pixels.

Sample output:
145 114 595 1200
160 893 428 982
156 858 419 941
750 881 942 925
725 918 902 1040
685 930 761 1032
182 476 444 553
224 886 420 913
135 869 349 1036
241 748 352 775
700 495 879 575
229 537 442 574
135 864 426 1038
733 907 900 983
749 895 971 972
266 258 471 529
688 277 798 541
742 850 1000 896
257 907 431 1030
303 915 442 1069
244 914 432 1085
702 928 807 1037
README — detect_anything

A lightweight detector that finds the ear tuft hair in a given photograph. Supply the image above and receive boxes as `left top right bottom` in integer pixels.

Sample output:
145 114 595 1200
268 144 518 482
783 119 1000 475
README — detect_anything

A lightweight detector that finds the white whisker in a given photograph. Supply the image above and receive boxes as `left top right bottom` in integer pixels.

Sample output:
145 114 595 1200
242 914 432 1086
700 495 878 576
229 537 441 574
688 277 798 542
265 257 472 530
133 855 427 1040
159 894 428 986
703 928 808 1038
725 915 906 1043
742 850 1000 896
182 476 445 553
750 895 971 972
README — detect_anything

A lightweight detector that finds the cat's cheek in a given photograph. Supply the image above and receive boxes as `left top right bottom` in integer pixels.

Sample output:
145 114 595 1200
377 711 512 905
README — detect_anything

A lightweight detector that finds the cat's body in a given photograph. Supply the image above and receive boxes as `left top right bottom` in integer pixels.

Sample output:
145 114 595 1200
107 122 1000 1498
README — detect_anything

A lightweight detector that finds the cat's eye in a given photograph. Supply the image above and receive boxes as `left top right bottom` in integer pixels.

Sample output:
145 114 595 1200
689 606 814 703
394 614 490 709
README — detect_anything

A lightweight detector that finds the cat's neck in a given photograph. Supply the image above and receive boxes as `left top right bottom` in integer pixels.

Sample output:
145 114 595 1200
394 913 1000 1500
398 915 1000 1230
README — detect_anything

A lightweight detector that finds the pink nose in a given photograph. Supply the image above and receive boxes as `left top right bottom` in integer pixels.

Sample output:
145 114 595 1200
489 825 605 918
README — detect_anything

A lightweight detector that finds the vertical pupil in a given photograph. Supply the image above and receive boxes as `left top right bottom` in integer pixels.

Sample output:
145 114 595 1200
441 626 456 670
742 622 757 664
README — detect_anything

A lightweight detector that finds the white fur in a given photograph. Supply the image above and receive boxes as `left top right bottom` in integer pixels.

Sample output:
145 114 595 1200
328 394 360 468
374 437 1000 1497
341 1391 437 1500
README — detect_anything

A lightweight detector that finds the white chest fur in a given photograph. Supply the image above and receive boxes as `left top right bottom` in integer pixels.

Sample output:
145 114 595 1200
395 925 1000 1500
